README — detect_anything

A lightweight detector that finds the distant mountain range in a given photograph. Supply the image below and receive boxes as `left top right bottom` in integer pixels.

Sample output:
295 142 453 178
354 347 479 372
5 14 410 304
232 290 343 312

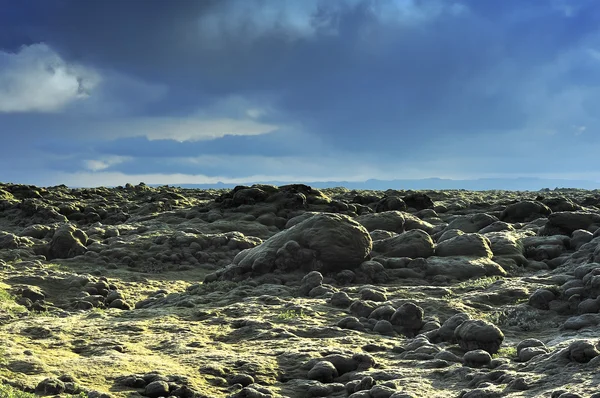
163 177 600 191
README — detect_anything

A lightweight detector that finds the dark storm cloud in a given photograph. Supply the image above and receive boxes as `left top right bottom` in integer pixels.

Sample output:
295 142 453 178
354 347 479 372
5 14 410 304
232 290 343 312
8 0 594 147
2 0 600 185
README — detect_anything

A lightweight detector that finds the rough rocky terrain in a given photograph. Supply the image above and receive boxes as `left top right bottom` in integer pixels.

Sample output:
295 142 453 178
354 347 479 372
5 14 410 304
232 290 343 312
1 182 600 398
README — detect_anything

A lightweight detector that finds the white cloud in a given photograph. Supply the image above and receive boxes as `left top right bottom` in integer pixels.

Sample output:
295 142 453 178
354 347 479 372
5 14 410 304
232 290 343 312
84 156 131 171
0 43 100 113
97 117 279 142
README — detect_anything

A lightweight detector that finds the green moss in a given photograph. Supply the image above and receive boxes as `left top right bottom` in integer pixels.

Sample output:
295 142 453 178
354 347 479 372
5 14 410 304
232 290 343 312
493 346 517 359
0 384 86 398
275 309 306 322
189 281 239 295
0 285 27 317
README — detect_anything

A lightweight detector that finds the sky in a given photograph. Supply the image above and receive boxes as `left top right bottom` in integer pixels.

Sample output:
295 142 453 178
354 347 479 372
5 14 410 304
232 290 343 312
1 0 600 188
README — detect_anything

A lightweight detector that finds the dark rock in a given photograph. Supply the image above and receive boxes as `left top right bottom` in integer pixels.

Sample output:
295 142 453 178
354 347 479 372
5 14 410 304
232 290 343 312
308 361 338 383
373 229 435 258
547 211 600 235
350 300 379 319
403 193 434 210
227 374 254 387
20 287 45 302
435 313 470 342
454 320 504 355
329 292 353 308
567 340 599 363
528 289 557 310
370 384 397 398
390 302 424 336
108 299 132 310
337 316 365 332
336 270 355 284
463 349 492 367
376 196 407 213
35 378 66 395
356 211 405 233
48 224 88 259
368 304 396 321
435 233 493 258
144 380 170 398
373 320 396 336
500 201 552 223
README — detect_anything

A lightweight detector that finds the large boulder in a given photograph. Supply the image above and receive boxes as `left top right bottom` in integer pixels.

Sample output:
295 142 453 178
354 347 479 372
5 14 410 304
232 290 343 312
435 233 493 258
209 213 372 280
356 211 405 233
375 196 407 212
484 231 527 266
403 193 434 210
47 224 88 259
484 231 525 257
390 302 424 337
403 212 435 233
545 211 600 235
541 197 581 212
372 229 434 259
454 319 504 355
426 256 506 280
500 201 552 223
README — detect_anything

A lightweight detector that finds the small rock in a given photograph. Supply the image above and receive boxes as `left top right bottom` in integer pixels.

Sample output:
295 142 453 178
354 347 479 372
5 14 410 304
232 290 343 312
370 384 397 398
528 289 556 310
390 302 424 336
518 347 547 362
373 320 396 336
35 378 65 395
227 374 254 387
144 380 170 398
308 361 339 383
454 319 504 355
108 299 132 310
329 292 353 308
360 288 387 302
463 349 492 367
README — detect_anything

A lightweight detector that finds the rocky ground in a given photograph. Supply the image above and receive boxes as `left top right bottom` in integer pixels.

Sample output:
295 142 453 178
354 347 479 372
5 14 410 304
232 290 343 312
1 182 600 398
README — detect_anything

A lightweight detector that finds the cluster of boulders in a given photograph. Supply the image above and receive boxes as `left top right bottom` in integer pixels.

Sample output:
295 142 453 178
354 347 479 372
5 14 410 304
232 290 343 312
5 182 600 397
116 372 201 398
34 374 111 398
74 277 132 311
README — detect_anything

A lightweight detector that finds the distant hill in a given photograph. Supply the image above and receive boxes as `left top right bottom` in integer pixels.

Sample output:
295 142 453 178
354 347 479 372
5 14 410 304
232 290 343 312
164 177 600 191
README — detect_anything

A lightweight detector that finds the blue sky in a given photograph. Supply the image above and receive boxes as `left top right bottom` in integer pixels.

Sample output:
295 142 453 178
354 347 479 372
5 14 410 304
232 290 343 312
1 0 600 187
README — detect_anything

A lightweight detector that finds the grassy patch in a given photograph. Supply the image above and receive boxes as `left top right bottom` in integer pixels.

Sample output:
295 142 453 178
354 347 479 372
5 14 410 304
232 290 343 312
0 284 27 317
0 384 87 398
189 281 239 295
45 262 71 272
493 346 517 359
275 309 306 322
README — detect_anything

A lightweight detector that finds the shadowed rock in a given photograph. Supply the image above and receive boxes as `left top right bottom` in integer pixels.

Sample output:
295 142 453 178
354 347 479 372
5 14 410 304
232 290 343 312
47 224 88 259
356 211 405 233
454 319 504 355
435 233 493 258
403 193 434 210
500 201 552 223
372 229 434 258
425 257 506 280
